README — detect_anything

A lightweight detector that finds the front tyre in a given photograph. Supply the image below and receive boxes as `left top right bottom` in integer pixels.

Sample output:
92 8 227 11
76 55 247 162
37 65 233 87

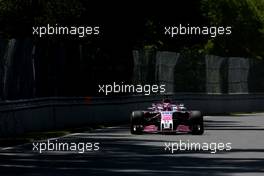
130 111 144 134
191 119 204 135
190 111 204 135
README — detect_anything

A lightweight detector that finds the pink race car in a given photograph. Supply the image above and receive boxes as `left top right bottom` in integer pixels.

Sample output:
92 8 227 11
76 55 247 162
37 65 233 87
130 99 204 135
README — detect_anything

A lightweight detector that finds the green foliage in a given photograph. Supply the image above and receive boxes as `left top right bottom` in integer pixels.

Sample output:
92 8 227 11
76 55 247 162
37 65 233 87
0 0 85 36
174 48 206 92
201 0 264 59
0 0 263 58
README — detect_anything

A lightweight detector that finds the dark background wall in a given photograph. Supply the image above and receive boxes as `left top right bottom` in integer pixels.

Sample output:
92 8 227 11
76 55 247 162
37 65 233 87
0 1 263 100
1 40 264 100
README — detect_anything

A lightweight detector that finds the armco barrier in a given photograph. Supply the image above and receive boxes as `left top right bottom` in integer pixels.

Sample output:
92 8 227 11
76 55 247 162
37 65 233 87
0 94 264 137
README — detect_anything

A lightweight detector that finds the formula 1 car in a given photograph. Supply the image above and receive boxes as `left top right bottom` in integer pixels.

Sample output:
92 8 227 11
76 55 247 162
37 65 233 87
130 99 204 135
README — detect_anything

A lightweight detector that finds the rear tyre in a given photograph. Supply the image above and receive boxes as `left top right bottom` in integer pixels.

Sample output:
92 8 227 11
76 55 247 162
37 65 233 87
130 111 144 134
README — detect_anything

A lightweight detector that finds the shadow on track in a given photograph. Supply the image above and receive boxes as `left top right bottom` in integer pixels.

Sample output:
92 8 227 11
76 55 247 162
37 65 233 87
0 129 264 176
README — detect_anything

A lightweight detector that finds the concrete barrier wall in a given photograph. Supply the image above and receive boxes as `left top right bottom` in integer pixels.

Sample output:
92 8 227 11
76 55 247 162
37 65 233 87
1 94 264 137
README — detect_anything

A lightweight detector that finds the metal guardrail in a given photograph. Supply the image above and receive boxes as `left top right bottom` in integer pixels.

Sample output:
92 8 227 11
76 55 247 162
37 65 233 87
1 94 264 136
1 93 264 109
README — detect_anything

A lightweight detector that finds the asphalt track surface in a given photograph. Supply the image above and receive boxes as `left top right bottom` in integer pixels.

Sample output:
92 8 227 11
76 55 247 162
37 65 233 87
1 114 264 176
